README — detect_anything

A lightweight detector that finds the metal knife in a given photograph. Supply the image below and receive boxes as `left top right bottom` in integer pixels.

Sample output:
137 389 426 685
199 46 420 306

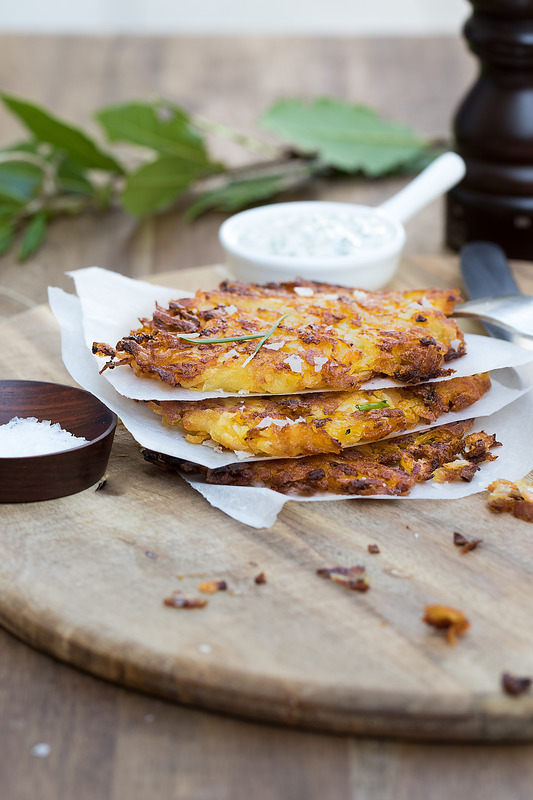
458 241 533 346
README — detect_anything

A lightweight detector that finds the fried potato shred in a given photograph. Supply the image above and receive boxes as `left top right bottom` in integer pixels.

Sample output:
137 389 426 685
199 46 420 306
93 279 466 394
143 420 500 497
147 373 490 458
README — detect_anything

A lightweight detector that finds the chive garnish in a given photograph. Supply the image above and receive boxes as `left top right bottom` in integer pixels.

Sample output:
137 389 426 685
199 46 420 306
355 400 390 411
177 332 268 344
176 314 289 366
242 314 289 367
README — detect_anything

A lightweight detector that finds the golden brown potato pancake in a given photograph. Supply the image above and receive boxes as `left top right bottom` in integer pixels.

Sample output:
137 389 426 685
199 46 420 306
147 373 490 458
143 421 500 497
93 278 466 394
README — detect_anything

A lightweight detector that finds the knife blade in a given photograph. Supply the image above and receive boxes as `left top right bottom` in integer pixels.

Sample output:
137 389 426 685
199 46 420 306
459 241 524 342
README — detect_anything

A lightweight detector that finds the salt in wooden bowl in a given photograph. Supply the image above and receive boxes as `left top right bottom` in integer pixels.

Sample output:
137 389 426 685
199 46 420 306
0 380 117 503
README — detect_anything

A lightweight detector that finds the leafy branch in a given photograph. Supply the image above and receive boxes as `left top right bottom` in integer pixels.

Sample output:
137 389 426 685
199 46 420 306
0 91 440 261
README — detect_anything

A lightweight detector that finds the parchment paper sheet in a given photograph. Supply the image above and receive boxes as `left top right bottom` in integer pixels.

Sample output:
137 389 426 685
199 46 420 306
49 271 533 530
68 266 533 401
185 384 533 528
49 287 532 470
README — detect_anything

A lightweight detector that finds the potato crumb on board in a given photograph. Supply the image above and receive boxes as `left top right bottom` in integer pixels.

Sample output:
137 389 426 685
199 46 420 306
422 604 470 646
316 565 370 593
453 532 483 553
198 580 227 594
501 672 532 697
163 591 207 609
487 477 533 522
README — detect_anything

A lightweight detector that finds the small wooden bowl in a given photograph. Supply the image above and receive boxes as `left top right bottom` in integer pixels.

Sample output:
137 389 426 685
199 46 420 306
0 380 117 503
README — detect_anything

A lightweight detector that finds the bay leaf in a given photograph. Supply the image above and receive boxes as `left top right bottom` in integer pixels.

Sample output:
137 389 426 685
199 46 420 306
122 156 213 217
186 174 288 219
18 212 47 261
0 221 14 256
0 161 42 205
1 92 123 174
261 98 427 175
96 102 215 169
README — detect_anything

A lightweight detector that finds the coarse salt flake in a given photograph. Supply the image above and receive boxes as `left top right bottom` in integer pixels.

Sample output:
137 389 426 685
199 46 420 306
220 348 240 361
0 417 89 458
313 356 328 372
323 294 339 301
283 354 303 373
263 341 285 351
203 440 224 453
294 286 314 297
233 450 251 460
255 416 274 429
224 304 238 315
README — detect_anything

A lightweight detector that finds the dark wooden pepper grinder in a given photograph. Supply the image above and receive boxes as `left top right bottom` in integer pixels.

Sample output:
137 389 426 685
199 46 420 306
446 0 533 258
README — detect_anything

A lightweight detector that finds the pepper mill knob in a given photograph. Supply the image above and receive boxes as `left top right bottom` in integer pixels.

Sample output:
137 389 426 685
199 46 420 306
446 0 533 259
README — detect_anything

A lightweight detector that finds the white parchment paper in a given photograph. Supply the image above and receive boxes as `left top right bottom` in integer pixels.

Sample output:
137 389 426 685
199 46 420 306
185 384 533 528
67 266 533 401
49 287 532 470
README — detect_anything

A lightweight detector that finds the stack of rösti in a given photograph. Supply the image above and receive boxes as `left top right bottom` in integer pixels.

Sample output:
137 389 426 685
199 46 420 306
93 278 499 497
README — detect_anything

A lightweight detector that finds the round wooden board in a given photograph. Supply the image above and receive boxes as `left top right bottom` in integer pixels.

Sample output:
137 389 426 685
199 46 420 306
1 261 533 742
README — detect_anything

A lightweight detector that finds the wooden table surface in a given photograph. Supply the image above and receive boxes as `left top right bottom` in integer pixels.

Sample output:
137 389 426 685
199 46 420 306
2 33 533 800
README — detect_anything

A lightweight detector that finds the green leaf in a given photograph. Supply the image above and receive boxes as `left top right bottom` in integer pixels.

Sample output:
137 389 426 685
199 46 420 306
0 92 124 173
355 400 390 411
185 174 288 219
93 182 113 211
0 204 19 220
121 155 214 217
261 98 428 176
4 140 94 195
0 160 42 205
18 212 47 261
4 139 43 155
0 221 14 256
397 146 445 175
96 102 214 167
57 157 94 195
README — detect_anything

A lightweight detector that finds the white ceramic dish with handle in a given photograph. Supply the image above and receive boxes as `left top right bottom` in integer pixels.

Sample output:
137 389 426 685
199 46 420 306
219 152 465 289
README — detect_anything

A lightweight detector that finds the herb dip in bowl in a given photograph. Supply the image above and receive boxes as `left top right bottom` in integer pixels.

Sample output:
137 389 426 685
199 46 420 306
219 152 465 289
